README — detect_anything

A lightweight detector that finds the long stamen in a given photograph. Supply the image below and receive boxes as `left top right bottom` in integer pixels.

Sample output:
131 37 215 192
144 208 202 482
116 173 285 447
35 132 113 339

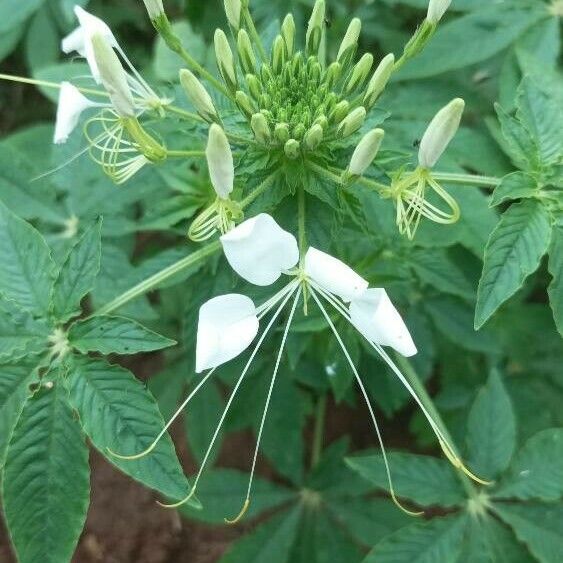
160 283 299 509
226 287 302 524
309 286 422 517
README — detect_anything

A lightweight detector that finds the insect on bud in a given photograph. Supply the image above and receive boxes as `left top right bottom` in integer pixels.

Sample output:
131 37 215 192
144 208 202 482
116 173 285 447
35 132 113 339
281 14 296 56
427 0 452 24
329 100 350 124
251 113 271 144
275 122 290 144
272 36 286 75
347 128 384 177
179 69 218 123
214 29 237 92
306 0 326 56
224 0 242 30
304 124 324 151
337 107 366 138
206 124 234 200
237 30 256 75
337 18 361 67
363 53 394 109
235 90 255 119
345 53 373 94
418 98 465 169
246 74 262 100
284 139 301 160
325 62 341 89
142 0 165 21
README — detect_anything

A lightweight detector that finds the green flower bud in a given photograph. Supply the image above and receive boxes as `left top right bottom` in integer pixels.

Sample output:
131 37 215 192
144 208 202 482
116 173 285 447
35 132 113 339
214 29 237 92
306 0 325 56
304 124 324 151
206 123 233 199
325 62 341 89
284 139 301 159
427 0 452 24
291 52 304 76
224 0 242 30
329 100 350 124
337 106 366 137
348 128 384 176
275 122 290 144
251 113 271 144
337 18 361 67
308 61 322 82
179 69 218 123
314 114 328 130
281 14 296 56
293 123 306 140
237 29 256 75
142 0 165 20
363 53 395 108
345 53 373 94
235 90 255 118
272 36 286 75
246 74 262 100
260 63 273 84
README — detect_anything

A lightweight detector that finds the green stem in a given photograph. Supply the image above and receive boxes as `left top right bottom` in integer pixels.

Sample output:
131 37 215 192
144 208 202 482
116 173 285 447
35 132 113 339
166 105 204 122
311 394 327 468
308 161 391 193
166 150 206 158
0 73 109 99
431 172 501 187
298 185 307 266
240 172 277 208
243 8 267 60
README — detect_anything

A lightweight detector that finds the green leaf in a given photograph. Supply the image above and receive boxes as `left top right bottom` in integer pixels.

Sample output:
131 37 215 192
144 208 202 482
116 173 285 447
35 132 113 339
24 5 59 71
52 219 102 322
220 505 301 563
34 62 94 103
0 200 56 315
346 452 465 508
68 315 175 355
490 172 539 207
2 383 90 563
548 225 563 336
365 515 466 563
475 200 552 329
466 371 516 480
67 358 193 503
0 24 24 61
495 503 563 563
494 428 563 501
0 0 44 34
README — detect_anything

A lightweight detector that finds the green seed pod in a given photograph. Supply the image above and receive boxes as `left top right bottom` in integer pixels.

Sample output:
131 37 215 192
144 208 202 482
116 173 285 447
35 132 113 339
246 74 262 100
235 90 254 118
337 106 366 137
272 36 286 75
304 124 323 150
337 18 361 67
237 30 256 75
284 138 301 159
214 29 237 92
330 100 350 124
251 113 271 144
363 53 395 108
345 53 373 94
275 122 290 144
306 0 326 56
179 68 218 123
281 14 296 56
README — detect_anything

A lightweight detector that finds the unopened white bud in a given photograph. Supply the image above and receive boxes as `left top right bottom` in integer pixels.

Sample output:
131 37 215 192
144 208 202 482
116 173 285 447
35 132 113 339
348 129 384 176
237 30 256 74
284 139 301 160
304 124 324 151
418 98 465 169
214 29 237 91
306 0 325 55
345 53 373 94
142 0 165 20
179 69 218 122
363 53 394 108
337 18 361 65
251 113 271 144
224 0 242 30
206 124 234 199
427 0 452 24
337 107 366 138
281 14 296 56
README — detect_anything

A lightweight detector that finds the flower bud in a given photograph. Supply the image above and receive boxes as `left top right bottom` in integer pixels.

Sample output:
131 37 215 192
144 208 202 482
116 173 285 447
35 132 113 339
293 123 306 140
251 113 271 144
237 30 255 75
206 124 234 200
363 53 394 108
427 0 452 24
142 0 165 20
224 0 242 30
329 100 350 124
284 139 301 160
235 90 254 119
348 128 384 176
214 29 237 91
313 115 328 130
91 33 134 117
337 107 366 138
246 74 262 100
281 14 296 56
179 69 218 122
304 124 323 151
260 63 274 84
418 98 464 169
345 53 373 94
306 0 325 56
272 36 286 74
337 18 361 67
325 62 341 89
275 122 290 144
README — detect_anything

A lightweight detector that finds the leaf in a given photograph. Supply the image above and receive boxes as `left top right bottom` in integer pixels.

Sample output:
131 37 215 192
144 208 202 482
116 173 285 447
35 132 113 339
34 62 94 103
466 370 516 480
52 219 102 322
495 503 563 563
346 452 465 508
475 200 552 329
0 200 56 315
68 315 176 355
547 225 563 336
0 0 44 34
2 383 90 563
490 172 539 207
220 505 301 563
365 515 466 563
494 428 563 502
67 358 193 503
0 24 24 61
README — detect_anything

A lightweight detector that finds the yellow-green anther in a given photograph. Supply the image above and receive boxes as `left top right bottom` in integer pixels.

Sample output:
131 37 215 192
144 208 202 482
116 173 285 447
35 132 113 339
251 113 271 143
330 100 350 124
345 53 373 94
348 128 384 176
275 122 290 144
237 30 255 75
91 33 134 117
284 139 301 159
235 90 254 118
179 69 218 122
272 36 286 74
306 0 325 56
418 98 464 168
281 14 296 56
337 106 366 137
363 53 395 108
214 29 237 91
206 123 234 199
142 0 165 20
427 0 452 23
224 0 242 30
304 124 323 151
337 18 361 66
246 74 262 100
325 62 341 89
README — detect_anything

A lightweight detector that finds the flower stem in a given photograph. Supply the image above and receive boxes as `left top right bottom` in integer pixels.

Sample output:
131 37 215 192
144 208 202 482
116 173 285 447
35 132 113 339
243 7 267 60
166 150 206 158
298 185 307 266
0 73 109 99
311 394 327 468
308 161 391 193
431 172 501 187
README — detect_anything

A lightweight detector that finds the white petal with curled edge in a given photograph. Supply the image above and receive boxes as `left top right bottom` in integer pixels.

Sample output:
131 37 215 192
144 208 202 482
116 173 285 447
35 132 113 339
220 214 299 286
53 82 99 144
196 294 259 373
349 288 417 357
304 247 368 302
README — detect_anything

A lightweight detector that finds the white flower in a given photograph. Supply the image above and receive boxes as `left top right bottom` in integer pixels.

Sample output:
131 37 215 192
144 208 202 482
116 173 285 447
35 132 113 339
427 0 452 24
220 214 299 285
196 294 259 372
206 124 234 200
53 82 99 144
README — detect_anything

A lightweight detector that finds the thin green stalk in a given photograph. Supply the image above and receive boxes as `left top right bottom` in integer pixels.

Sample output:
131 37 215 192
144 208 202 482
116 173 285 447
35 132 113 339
311 395 327 468
166 105 204 122
166 150 206 158
298 185 307 266
432 172 501 187
308 161 391 193
243 8 267 60
240 172 277 208
0 73 109 99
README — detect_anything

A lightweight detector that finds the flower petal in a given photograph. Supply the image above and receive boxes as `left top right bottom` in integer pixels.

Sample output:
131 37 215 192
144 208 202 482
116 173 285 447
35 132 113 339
196 294 259 372
53 82 99 144
349 288 417 357
220 214 299 286
304 247 368 302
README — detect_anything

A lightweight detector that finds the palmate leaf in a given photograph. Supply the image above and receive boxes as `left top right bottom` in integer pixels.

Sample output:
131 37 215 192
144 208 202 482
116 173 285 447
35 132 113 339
2 382 90 563
66 357 194 504
489 172 539 207
475 200 552 329
547 225 563 336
